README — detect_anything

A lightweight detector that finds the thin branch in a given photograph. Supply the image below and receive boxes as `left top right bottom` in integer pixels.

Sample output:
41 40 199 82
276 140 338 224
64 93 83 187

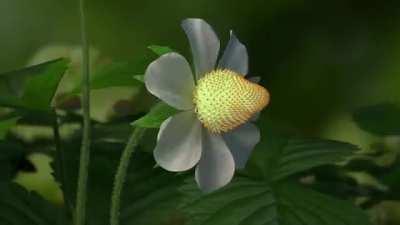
75 0 91 224
110 128 145 225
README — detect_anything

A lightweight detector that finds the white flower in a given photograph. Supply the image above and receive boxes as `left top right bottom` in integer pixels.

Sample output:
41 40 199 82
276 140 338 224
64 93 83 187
144 18 270 192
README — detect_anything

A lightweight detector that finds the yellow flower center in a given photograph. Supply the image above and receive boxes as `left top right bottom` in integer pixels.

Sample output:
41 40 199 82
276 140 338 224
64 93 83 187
193 69 270 133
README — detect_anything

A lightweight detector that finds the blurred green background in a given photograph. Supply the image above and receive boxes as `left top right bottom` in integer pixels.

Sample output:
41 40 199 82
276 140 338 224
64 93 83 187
1 1 400 224
2 0 399 140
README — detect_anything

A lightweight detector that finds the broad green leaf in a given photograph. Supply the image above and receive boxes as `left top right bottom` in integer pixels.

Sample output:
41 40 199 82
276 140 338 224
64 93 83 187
247 121 358 180
179 117 369 225
52 139 186 225
21 59 68 110
91 62 143 89
73 49 166 92
78 61 144 92
353 103 400 135
131 102 177 128
71 45 172 92
0 116 20 139
0 183 65 225
181 178 372 225
148 45 174 56
0 58 68 111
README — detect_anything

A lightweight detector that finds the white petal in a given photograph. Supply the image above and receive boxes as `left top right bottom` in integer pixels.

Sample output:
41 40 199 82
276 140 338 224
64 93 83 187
250 112 260 122
157 117 172 141
145 53 195 110
218 31 248 76
223 123 260 169
182 18 220 79
195 131 235 193
248 76 261 83
154 111 202 172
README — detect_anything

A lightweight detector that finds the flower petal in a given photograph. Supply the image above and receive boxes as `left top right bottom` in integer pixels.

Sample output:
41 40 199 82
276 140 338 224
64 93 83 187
157 117 172 141
248 76 261 83
195 131 235 193
250 112 260 122
154 111 202 172
218 31 248 76
223 123 260 169
182 18 220 79
145 52 195 110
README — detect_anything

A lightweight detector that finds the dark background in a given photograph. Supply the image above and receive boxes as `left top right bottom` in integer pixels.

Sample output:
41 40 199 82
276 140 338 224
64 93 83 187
2 0 400 138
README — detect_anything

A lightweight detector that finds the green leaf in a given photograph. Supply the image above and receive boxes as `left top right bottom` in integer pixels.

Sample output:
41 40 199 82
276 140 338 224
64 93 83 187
73 51 160 92
91 62 142 89
181 118 366 225
0 58 69 111
0 116 20 140
181 178 372 225
52 139 186 225
131 102 177 128
84 62 143 91
247 122 358 180
21 59 68 110
0 183 65 225
148 45 174 56
353 103 400 135
71 45 172 92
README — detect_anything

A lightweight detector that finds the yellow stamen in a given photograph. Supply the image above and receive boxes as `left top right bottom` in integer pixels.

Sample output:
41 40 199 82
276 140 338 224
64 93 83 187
193 69 270 133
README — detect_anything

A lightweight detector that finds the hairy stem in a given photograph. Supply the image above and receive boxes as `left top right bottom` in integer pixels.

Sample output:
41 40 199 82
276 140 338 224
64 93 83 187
75 0 91 224
110 128 145 225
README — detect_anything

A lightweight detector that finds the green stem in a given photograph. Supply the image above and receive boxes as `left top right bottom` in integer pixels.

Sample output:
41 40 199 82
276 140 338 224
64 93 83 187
52 110 73 212
75 0 91 224
110 128 145 225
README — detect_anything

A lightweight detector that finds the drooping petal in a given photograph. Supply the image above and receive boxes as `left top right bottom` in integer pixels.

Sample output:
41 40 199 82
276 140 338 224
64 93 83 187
195 131 235 192
145 52 195 110
182 18 220 79
223 123 260 169
154 111 202 172
218 31 248 76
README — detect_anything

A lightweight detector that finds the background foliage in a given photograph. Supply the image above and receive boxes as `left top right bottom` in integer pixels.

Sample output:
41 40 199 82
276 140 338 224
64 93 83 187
0 0 400 225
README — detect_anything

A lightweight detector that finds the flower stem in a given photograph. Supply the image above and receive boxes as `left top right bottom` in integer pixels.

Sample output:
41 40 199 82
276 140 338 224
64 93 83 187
110 127 145 225
52 110 73 212
75 0 91 224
